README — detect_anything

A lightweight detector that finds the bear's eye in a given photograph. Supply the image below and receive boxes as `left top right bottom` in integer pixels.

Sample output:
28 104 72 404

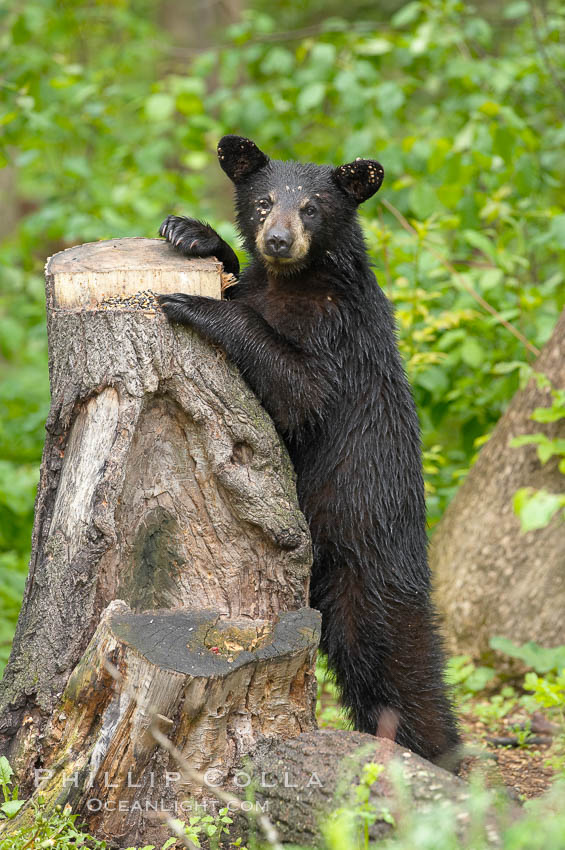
257 198 272 213
303 205 317 217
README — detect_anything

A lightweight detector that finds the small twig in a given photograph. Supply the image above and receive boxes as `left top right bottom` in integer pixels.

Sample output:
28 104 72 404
381 199 540 357
150 20 379 57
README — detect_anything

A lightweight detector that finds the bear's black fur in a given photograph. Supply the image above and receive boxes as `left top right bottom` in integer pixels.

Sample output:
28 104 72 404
158 136 460 765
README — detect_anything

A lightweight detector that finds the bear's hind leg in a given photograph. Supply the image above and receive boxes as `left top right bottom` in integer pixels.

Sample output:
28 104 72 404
376 597 461 768
317 579 460 768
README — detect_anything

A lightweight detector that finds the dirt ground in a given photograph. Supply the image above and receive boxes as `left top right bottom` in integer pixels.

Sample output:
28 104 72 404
458 704 557 800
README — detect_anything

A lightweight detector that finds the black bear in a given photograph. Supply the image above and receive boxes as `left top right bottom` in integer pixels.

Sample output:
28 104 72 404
158 135 460 765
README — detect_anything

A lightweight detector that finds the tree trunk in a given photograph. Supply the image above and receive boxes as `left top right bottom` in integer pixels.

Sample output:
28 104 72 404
0 238 314 835
431 309 565 658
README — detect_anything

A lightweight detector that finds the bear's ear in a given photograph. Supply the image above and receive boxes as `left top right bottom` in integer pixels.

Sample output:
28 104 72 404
332 158 384 204
217 135 270 183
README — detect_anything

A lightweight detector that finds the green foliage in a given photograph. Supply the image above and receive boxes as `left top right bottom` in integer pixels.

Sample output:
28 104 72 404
489 637 565 775
164 809 245 850
445 654 497 705
0 765 242 850
0 266 48 671
316 653 349 729
0 757 24 820
373 778 565 850
324 762 394 850
510 378 565 532
1 0 563 667
192 0 565 524
473 686 518 727
513 488 565 533
524 670 565 713
126 808 245 850
490 636 565 674
447 639 565 764
0 799 107 849
323 763 565 850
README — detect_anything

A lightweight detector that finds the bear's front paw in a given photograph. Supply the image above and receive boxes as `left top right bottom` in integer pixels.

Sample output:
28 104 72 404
159 216 221 260
157 292 210 326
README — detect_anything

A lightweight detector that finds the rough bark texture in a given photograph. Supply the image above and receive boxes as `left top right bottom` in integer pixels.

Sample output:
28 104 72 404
432 309 565 657
234 731 512 847
0 238 313 794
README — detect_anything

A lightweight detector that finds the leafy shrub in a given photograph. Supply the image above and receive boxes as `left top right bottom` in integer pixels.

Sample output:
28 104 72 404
511 376 565 531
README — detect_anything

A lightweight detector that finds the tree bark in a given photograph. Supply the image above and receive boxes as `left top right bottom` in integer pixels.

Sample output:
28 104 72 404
431 308 565 657
0 238 313 806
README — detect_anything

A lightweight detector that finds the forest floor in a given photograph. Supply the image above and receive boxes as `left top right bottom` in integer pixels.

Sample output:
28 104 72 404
317 688 561 802
458 701 557 801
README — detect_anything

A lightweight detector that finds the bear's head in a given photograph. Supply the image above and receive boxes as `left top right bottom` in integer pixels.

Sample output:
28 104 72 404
217 135 384 276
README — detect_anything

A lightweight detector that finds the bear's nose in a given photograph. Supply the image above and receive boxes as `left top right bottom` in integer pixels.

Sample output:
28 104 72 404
265 229 294 257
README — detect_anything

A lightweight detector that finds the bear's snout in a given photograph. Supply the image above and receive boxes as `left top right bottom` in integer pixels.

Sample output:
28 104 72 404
265 228 294 257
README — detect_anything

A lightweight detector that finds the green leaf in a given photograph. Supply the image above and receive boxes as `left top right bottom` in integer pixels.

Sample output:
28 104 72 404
549 214 565 243
376 81 405 113
0 757 13 786
480 268 503 291
513 488 564 532
1 799 25 818
310 42 337 68
463 665 496 693
491 361 523 375
409 184 439 219
415 367 449 396
453 122 475 152
503 1 530 19
259 47 294 76
463 230 497 262
391 1 422 28
531 405 565 423
460 338 484 368
356 38 392 56
183 151 208 170
510 433 544 448
490 637 565 674
144 93 175 122
297 82 326 114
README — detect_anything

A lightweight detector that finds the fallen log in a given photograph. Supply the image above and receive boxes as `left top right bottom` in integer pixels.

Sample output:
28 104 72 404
234 730 513 847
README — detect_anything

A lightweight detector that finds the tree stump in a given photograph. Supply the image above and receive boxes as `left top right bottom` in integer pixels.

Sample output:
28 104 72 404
431 308 565 657
0 238 316 846
33 601 319 846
